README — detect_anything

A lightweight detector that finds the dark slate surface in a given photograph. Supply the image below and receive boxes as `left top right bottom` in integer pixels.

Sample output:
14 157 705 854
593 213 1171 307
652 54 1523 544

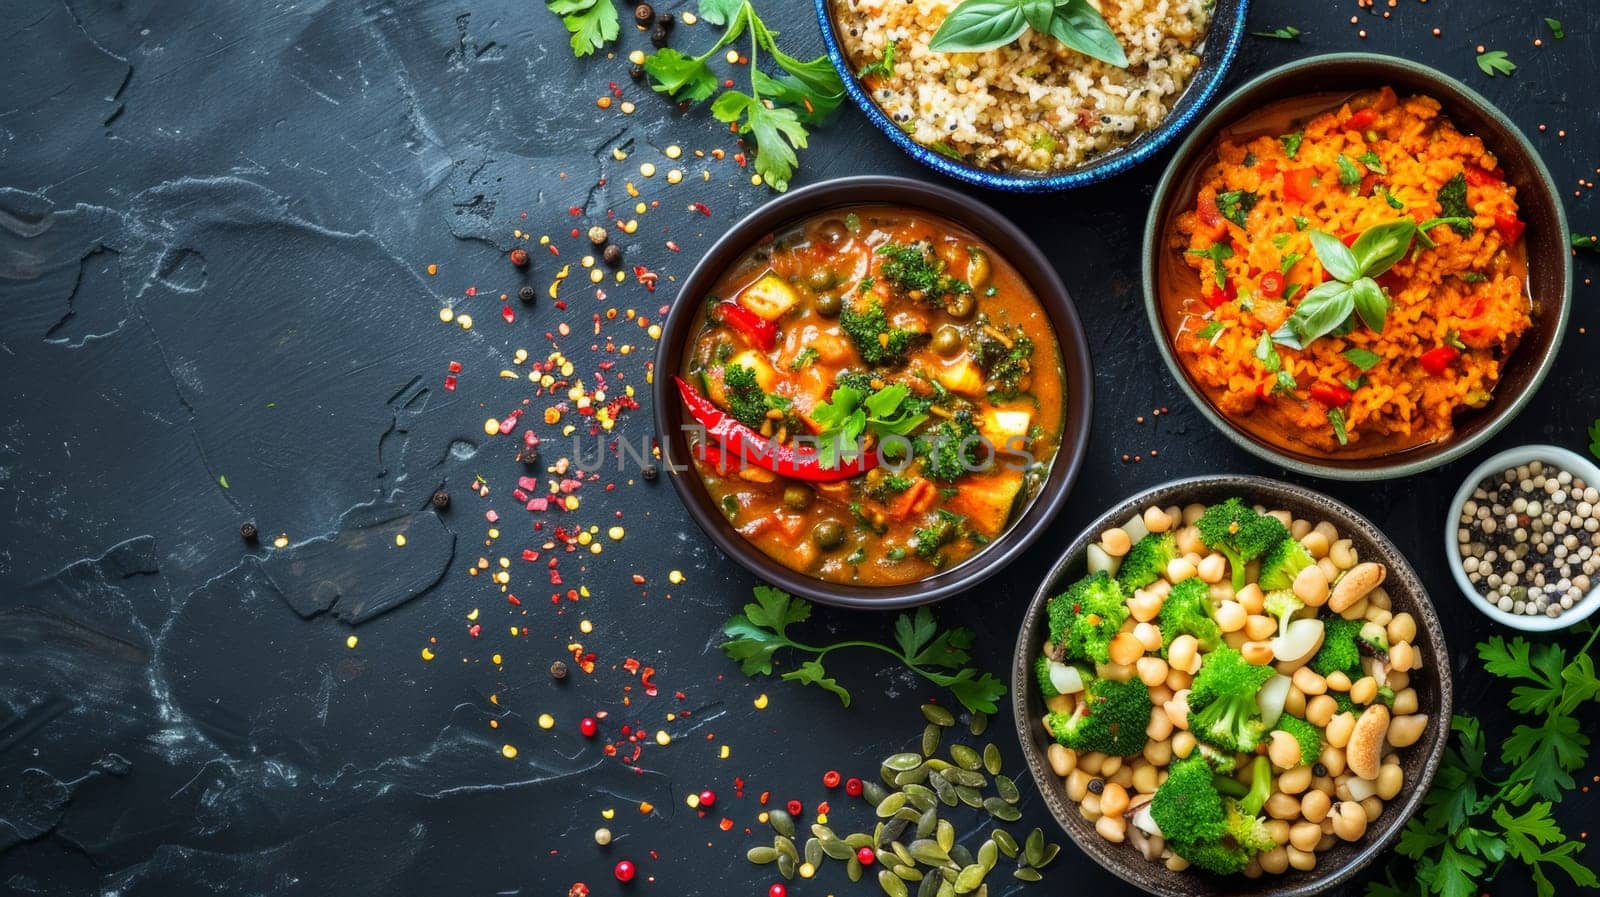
1 1 1595 895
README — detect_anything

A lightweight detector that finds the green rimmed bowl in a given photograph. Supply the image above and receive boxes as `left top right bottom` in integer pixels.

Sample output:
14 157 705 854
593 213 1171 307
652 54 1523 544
1142 53 1571 480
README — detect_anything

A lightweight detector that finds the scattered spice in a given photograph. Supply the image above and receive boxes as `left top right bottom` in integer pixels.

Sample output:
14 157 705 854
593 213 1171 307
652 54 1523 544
239 521 259 542
550 659 570 680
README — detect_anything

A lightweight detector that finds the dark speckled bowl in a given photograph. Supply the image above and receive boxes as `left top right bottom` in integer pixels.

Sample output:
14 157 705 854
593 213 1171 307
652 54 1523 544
813 0 1249 192
653 175 1094 610
1012 476 1452 897
1144 53 1572 480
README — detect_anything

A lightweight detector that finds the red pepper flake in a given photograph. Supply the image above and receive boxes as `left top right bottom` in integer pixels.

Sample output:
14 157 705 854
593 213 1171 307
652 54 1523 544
689 201 712 216
448 361 463 373
665 241 679 252
568 206 582 216
443 374 458 391
502 305 515 324
733 153 747 168
758 791 770 805
468 624 481 638
640 667 658 697
717 818 733 832
465 286 477 297
507 594 522 606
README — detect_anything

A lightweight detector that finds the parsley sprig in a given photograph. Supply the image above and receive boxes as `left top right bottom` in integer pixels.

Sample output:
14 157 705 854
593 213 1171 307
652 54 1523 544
643 0 844 192
721 585 1008 714
811 382 928 468
1588 418 1600 461
1367 629 1600 897
544 0 620 57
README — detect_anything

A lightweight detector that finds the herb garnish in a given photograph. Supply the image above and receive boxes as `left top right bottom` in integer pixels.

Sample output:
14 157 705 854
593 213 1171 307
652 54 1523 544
644 0 845 192
1358 150 1387 174
811 381 929 468
1545 17 1565 40
1477 49 1517 77
1589 419 1600 460
1187 243 1234 288
1437 172 1475 235
789 347 820 370
1216 190 1258 227
1337 154 1364 187
1196 320 1225 342
545 0 620 56
1342 347 1382 371
1573 234 1597 251
1250 25 1301 40
1327 407 1349 445
929 0 1128 68
857 39 897 79
1281 132 1304 159
721 585 1008 713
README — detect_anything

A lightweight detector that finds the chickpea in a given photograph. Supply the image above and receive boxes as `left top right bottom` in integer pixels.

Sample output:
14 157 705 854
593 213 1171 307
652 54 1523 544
1235 582 1265 614
1144 738 1173 767
1111 765 1134 789
1048 743 1077 777
1393 687 1419 716
1376 764 1405 800
1099 526 1132 557
1126 589 1163 623
1259 845 1290 875
1166 668 1194 692
1146 709 1174 741
1134 622 1164 654
1390 642 1416 673
1137 656 1169 688
1166 556 1197 583
1164 691 1191 730
1215 601 1247 633
1106 632 1142 667
1287 846 1319 872
1149 684 1175 706
1265 819 1292 845
1284 687 1308 719
1242 641 1276 665
1066 768 1091 801
1312 775 1336 796
1325 670 1353 692
1210 582 1238 605
1294 565 1332 607
1329 539 1358 569
1278 765 1313 795
1079 752 1105 776
1197 553 1227 583
1267 509 1293 527
1080 792 1102 821
1368 586 1392 611
1306 695 1337 727
1243 860 1263 880
1366 607 1393 628
1301 789 1332 824
1181 503 1206 525
1101 756 1123 777
1326 712 1357 749
1132 762 1160 794
1319 746 1347 777
1143 505 1173 534
1167 635 1200 675
1046 694 1074 714
1245 614 1278 641
1172 730 1197 759
1361 796 1384 823
1350 676 1379 706
1290 518 1313 539
1268 731 1303 770
1386 713 1429 748
1390 670 1410 692
1265 792 1302 820
1313 520 1339 542
1387 612 1417 646
1095 813 1126 843
1174 525 1205 555
1301 531 1331 559
1100 782 1130 817
1318 557 1341 583
1293 666 1328 696
1289 821 1323 852
1340 597 1369 620
1167 854 1190 872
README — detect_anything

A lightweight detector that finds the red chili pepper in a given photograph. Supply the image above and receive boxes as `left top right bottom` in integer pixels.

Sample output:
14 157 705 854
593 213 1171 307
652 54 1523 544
1420 346 1460 375
713 301 776 351
1283 168 1316 202
1464 164 1504 187
1359 172 1383 197
1202 279 1237 309
1310 381 1353 407
1197 194 1223 228
1343 108 1378 132
1494 212 1525 244
675 377 876 482
1259 271 1286 298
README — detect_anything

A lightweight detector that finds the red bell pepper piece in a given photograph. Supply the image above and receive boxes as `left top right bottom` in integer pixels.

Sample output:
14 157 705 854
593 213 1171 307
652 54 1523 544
1464 164 1504 187
1310 381 1353 407
1283 168 1316 202
1197 194 1223 228
1259 271 1286 298
1419 346 1460 376
1343 108 1378 132
714 301 777 351
675 377 876 482
1494 212 1525 244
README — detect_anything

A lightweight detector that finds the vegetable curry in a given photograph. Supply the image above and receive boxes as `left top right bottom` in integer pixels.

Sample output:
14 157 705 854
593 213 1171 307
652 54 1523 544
678 206 1065 586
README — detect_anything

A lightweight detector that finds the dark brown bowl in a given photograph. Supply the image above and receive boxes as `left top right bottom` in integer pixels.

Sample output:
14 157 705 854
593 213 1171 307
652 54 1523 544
652 176 1094 610
1143 53 1572 480
1011 476 1453 897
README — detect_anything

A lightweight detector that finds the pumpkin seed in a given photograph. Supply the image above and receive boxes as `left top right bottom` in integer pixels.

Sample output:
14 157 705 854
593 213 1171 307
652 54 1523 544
1024 828 1045 867
982 744 1002 776
902 783 936 810
879 851 904 871
805 837 822 868
984 797 1022 822
949 844 975 868
894 766 929 787
936 880 956 897
821 837 855 861
949 744 982 771
924 758 953 773
862 781 890 805
1036 842 1061 868
876 792 907 818
909 839 951 866
990 829 1019 859
878 869 909 897
891 841 915 867
977 839 997 872
768 808 795 837
747 846 779 864
893 864 924 883
921 724 941 758
881 767 899 787
775 835 800 863
943 768 986 788
1013 867 1043 883
884 752 924 772
929 772 958 806
936 819 955 852
880 817 909 846
921 703 956 727
917 872 940 897
969 711 988 736
847 856 864 882
954 785 983 808
777 853 796 879
995 774 1020 804
953 864 985 893
846 832 876 850
894 807 923 826
915 806 937 839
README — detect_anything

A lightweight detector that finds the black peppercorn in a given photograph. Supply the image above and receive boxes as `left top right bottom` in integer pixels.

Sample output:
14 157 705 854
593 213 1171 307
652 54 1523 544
518 285 537 304
641 464 659 481
240 521 259 542
1087 778 1105 795
550 660 569 680
650 24 669 47
633 3 653 26
516 444 540 466
603 244 622 266
1313 763 1329 777
431 489 451 511
655 11 673 28
629 62 645 80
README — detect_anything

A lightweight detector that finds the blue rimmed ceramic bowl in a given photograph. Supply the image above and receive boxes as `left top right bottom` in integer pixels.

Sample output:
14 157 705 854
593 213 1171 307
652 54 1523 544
813 0 1250 192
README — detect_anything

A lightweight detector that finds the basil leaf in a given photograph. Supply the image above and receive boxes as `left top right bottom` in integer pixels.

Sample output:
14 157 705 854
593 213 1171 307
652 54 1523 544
1046 0 1129 67
1349 276 1388 332
1280 132 1304 160
1196 321 1224 341
1342 347 1383 371
1350 220 1416 276
930 0 1031 52
1255 334 1281 372
1328 407 1349 445
1021 0 1055 32
1337 154 1363 187
1309 230 1360 282
1277 280 1354 348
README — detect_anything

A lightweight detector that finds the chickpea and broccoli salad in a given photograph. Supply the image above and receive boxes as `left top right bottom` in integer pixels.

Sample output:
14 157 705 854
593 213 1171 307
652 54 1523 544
678 206 1065 586
1033 498 1430 878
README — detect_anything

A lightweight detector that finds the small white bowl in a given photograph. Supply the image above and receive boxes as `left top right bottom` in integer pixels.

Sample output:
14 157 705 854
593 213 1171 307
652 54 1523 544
1446 444 1600 631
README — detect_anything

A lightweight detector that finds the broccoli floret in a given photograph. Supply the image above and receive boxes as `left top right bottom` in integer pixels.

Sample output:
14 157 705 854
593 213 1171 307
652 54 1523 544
1196 741 1240 774
1036 655 1061 698
839 294 925 366
723 365 774 428
1272 715 1324 768
912 509 963 566
1044 677 1152 756
1189 646 1275 754
1118 532 1178 591
1225 756 1277 849
1332 691 1361 716
1045 571 1128 664
1158 578 1222 652
1257 537 1314 592
1262 589 1306 636
1153 755 1276 876
969 316 1034 400
863 473 914 501
1196 498 1290 591
876 241 969 304
915 410 982 482
1309 615 1364 677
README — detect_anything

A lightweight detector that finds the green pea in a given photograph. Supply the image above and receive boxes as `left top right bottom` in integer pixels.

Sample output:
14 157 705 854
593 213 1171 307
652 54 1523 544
931 325 963 356
807 267 840 291
814 292 842 317
811 520 847 550
782 484 813 511
965 246 992 292
947 291 976 320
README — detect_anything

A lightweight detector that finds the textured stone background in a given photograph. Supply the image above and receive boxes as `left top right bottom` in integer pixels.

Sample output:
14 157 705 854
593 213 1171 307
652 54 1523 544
1 1 1595 895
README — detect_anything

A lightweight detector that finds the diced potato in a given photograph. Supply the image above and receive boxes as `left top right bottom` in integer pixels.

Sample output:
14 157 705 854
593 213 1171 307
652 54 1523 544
944 469 1025 538
736 271 800 321
729 350 779 391
935 358 986 399
982 407 1033 445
